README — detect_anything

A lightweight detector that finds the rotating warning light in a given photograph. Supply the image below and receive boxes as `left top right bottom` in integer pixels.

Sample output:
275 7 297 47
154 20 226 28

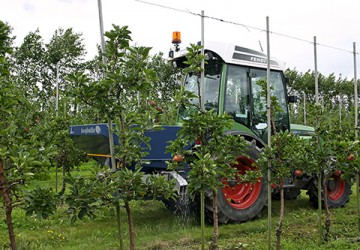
172 31 181 44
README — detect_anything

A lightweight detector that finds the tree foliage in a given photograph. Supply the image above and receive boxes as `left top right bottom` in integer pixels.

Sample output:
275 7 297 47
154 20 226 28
1 17 360 249
0 20 51 250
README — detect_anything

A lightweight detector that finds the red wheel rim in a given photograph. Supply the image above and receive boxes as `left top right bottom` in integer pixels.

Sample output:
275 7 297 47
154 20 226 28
327 175 346 201
222 156 262 209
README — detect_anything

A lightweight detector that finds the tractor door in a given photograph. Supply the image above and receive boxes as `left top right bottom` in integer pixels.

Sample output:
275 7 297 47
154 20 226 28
223 65 290 141
249 69 290 139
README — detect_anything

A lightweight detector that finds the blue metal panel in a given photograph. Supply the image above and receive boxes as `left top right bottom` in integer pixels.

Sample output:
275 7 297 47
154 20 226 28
69 124 182 162
69 124 118 155
143 125 182 161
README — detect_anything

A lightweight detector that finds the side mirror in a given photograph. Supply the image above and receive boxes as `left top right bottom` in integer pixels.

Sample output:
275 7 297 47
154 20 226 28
287 95 298 103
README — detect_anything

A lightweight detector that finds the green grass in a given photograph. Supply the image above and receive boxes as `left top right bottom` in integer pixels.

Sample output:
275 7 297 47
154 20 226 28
1 165 360 249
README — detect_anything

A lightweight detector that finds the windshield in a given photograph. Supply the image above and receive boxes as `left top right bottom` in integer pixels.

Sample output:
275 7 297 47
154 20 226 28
250 69 288 132
224 65 289 132
181 63 290 140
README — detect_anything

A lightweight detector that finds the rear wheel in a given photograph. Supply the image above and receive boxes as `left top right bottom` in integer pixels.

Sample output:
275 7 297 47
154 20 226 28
205 142 267 224
272 188 301 200
307 175 351 208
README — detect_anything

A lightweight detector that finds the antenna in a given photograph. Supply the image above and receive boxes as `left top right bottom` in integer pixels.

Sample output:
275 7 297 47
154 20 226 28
259 40 264 52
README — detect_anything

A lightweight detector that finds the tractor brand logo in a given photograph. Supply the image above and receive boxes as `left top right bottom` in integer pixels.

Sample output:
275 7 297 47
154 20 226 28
250 56 267 64
232 51 279 67
232 53 267 65
81 126 101 135
95 125 101 134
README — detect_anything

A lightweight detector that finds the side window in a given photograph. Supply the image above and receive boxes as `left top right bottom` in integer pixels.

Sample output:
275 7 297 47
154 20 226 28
251 77 267 117
204 76 220 105
186 74 200 105
224 66 249 125
203 64 221 111
250 70 286 121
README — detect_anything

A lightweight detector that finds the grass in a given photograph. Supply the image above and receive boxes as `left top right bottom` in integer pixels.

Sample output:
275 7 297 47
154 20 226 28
1 163 360 249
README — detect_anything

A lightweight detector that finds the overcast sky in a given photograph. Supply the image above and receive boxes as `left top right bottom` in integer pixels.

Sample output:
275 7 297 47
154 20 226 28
2 0 360 79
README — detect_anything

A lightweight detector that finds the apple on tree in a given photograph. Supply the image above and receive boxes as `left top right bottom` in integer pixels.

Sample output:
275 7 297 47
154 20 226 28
173 154 184 163
347 154 355 161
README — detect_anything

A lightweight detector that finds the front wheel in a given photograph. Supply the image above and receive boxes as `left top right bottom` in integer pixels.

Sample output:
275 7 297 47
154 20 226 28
307 175 352 208
205 142 268 224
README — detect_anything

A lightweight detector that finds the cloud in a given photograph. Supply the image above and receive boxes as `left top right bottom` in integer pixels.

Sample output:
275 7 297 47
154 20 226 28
22 1 35 11
2 0 359 78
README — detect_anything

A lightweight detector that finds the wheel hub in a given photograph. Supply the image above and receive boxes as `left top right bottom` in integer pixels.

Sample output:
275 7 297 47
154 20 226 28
222 156 262 209
327 176 346 201
227 180 237 188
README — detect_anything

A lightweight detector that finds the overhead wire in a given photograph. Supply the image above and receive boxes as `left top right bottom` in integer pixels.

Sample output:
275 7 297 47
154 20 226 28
134 0 358 55
134 0 192 15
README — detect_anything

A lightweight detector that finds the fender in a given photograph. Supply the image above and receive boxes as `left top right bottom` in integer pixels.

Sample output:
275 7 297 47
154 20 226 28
225 130 266 149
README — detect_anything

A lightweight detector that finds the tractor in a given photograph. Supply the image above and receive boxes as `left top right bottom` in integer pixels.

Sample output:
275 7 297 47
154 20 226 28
70 37 352 224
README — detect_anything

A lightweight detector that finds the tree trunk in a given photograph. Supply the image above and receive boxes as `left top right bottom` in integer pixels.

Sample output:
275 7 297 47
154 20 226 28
276 177 284 250
54 162 58 193
323 179 331 242
210 190 218 250
74 96 78 115
0 158 17 250
116 201 124 250
317 172 323 243
200 190 205 250
59 165 67 195
357 171 360 233
125 200 135 250
119 114 127 169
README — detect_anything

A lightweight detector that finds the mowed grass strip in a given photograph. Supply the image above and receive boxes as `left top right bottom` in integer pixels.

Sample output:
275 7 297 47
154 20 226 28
1 164 360 249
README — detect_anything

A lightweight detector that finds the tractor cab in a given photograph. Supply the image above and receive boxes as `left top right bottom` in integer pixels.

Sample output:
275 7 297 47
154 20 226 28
171 39 293 143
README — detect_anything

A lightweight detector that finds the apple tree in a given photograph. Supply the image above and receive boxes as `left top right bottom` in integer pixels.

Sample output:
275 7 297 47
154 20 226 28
71 24 177 250
0 21 51 250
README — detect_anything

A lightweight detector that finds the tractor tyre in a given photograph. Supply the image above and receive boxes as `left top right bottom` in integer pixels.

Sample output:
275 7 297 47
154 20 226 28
272 188 301 200
307 175 351 208
204 141 268 224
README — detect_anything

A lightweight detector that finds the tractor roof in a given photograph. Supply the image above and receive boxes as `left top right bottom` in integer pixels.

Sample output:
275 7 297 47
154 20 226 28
172 40 285 71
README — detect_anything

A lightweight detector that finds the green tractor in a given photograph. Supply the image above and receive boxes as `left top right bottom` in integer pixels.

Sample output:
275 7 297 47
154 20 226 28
168 39 352 223
70 38 352 224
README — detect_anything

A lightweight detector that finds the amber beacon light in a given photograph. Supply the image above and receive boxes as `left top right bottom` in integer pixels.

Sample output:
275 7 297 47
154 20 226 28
172 31 181 44
172 31 181 52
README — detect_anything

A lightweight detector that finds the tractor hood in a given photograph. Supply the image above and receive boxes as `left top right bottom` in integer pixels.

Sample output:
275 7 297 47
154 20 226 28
290 124 315 139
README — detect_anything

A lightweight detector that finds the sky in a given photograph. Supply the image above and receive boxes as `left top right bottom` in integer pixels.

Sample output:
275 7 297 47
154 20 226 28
1 0 360 79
